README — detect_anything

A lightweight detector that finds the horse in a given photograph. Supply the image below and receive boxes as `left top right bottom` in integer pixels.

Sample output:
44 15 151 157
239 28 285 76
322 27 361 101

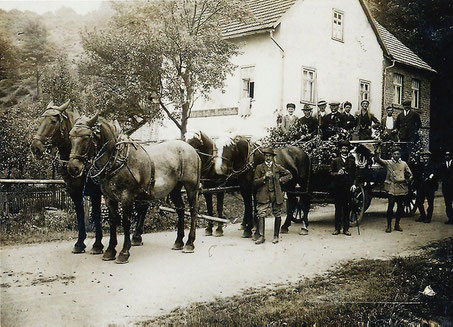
30 101 149 254
187 132 255 238
251 146 311 234
67 114 201 263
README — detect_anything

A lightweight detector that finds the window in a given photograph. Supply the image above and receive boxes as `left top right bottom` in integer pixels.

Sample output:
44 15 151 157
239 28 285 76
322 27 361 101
240 66 255 99
411 79 420 109
332 9 344 42
301 67 316 104
359 80 371 103
393 73 403 105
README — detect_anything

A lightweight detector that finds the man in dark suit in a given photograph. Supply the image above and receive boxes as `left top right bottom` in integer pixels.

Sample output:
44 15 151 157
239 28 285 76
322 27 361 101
253 148 292 244
342 101 356 133
315 100 328 139
441 151 453 224
414 151 438 223
355 99 380 140
395 100 422 143
323 101 345 139
299 104 318 140
330 141 357 236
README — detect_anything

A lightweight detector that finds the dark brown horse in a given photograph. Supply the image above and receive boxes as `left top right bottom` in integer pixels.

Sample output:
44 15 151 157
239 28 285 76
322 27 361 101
67 115 201 263
30 101 149 254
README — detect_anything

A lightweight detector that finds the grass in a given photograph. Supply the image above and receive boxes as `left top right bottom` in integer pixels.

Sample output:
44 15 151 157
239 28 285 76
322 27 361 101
140 238 453 327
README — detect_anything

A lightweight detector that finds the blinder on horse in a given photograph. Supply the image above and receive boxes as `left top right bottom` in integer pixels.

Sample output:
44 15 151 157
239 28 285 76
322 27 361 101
68 120 100 167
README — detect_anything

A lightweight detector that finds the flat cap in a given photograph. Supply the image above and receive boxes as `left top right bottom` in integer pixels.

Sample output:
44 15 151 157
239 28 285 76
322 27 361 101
402 100 412 106
421 150 432 156
302 104 313 111
360 99 370 105
261 147 276 156
286 103 296 109
317 100 327 106
329 101 340 106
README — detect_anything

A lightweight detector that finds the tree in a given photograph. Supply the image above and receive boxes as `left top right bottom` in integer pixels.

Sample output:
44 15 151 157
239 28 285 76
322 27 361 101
17 17 56 98
0 34 19 81
80 0 250 138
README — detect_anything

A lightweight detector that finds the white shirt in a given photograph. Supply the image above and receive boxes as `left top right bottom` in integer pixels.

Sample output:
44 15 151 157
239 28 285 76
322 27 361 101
447 160 452 168
385 116 394 129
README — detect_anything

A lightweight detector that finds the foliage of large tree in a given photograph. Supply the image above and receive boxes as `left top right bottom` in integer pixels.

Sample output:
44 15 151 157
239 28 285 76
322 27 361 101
80 0 250 138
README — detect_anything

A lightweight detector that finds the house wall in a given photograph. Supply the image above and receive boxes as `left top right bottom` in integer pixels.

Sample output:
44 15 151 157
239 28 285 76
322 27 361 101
156 0 385 140
382 61 432 149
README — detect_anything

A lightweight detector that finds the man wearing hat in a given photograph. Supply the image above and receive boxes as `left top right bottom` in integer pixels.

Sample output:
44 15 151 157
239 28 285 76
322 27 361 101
342 101 356 132
440 151 453 224
355 99 380 140
315 100 328 138
375 145 413 233
395 100 422 143
299 104 318 140
253 148 292 244
414 150 438 223
330 140 357 236
281 103 298 133
323 101 345 140
381 106 398 141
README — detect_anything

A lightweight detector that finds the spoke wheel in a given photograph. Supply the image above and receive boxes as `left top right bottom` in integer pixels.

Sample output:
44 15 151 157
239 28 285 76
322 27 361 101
350 185 366 227
403 186 417 217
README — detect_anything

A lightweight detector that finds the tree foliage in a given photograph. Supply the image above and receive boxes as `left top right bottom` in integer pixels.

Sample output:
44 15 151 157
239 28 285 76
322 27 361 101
80 0 251 138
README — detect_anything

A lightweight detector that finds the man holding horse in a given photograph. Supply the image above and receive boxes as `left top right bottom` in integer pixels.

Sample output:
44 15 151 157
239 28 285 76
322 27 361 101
253 148 292 244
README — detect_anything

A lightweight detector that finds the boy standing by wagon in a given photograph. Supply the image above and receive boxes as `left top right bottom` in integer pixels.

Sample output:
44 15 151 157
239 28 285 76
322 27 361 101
253 148 292 244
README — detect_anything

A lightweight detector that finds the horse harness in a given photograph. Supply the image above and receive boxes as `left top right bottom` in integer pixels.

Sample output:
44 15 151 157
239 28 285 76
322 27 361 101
33 108 68 155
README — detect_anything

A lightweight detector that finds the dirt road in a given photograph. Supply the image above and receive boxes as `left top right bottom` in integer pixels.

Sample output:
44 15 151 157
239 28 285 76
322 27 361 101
2 198 452 327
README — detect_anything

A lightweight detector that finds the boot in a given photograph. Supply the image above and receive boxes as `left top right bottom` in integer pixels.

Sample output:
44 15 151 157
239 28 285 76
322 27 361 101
273 217 281 244
255 217 265 245
385 225 392 233
394 218 403 232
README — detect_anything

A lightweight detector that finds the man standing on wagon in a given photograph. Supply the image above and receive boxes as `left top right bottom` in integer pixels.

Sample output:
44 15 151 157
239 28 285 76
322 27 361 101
299 104 318 140
355 99 380 140
330 140 357 236
253 148 292 244
375 145 413 233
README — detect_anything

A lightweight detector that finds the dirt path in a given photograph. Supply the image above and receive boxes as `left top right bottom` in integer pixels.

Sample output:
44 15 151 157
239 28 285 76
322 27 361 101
1 198 452 327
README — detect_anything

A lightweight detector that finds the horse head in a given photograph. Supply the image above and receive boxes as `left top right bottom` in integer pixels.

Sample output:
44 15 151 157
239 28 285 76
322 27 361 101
213 135 250 176
67 113 102 178
31 100 73 159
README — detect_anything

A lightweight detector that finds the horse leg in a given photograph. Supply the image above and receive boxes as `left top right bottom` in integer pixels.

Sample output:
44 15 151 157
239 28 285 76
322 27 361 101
71 193 87 254
131 202 149 246
89 193 104 254
214 192 225 237
116 202 133 264
240 187 253 238
103 199 119 261
204 193 214 236
299 195 310 235
281 192 296 233
183 183 199 253
170 184 185 251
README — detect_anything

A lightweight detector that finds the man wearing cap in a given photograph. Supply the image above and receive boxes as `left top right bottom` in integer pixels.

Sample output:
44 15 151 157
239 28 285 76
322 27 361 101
299 104 318 140
343 101 356 132
440 151 453 224
315 100 328 138
330 140 357 236
413 151 437 223
381 106 398 141
355 99 380 140
323 101 345 140
253 148 292 244
281 103 298 133
395 100 422 143
375 146 413 233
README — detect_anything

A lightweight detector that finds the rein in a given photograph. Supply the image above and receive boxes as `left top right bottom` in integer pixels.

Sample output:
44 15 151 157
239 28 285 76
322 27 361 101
33 112 67 156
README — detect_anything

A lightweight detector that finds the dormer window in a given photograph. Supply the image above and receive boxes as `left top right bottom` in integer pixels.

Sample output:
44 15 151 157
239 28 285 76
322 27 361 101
332 9 344 42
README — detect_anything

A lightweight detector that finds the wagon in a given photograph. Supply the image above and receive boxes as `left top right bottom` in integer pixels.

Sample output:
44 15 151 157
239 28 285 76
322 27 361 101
293 139 417 227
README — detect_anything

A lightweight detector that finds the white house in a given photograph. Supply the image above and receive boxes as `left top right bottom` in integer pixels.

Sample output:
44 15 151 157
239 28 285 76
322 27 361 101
145 0 435 141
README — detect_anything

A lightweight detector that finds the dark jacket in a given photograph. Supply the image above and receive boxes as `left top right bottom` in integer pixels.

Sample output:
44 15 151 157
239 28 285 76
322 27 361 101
355 111 380 140
323 112 345 139
330 156 357 189
440 160 453 191
343 113 356 131
413 161 438 193
299 116 318 138
254 162 292 204
395 110 421 142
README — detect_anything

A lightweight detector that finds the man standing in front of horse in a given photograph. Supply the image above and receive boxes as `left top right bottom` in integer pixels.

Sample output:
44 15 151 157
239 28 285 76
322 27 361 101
330 140 357 236
253 148 292 244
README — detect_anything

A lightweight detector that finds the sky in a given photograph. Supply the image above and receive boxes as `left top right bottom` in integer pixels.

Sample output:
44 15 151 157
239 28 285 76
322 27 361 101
0 0 105 15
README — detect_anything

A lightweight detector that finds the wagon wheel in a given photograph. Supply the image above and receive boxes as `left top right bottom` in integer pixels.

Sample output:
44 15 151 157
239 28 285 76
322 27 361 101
403 185 417 217
350 185 366 227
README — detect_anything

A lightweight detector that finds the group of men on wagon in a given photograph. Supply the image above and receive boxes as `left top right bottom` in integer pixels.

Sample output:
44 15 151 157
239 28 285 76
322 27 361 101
252 98 453 243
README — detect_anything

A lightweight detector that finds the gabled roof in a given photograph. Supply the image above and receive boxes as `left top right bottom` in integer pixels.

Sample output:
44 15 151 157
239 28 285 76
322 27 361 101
222 0 297 38
222 0 435 73
374 21 436 73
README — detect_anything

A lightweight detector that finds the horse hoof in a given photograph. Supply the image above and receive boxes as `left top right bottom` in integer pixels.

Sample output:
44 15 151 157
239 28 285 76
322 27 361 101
299 228 308 236
214 230 224 237
131 236 143 246
102 250 116 261
172 243 184 251
90 247 104 255
241 230 252 238
182 245 195 253
72 245 86 254
115 253 130 264
280 228 289 234
204 229 213 236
